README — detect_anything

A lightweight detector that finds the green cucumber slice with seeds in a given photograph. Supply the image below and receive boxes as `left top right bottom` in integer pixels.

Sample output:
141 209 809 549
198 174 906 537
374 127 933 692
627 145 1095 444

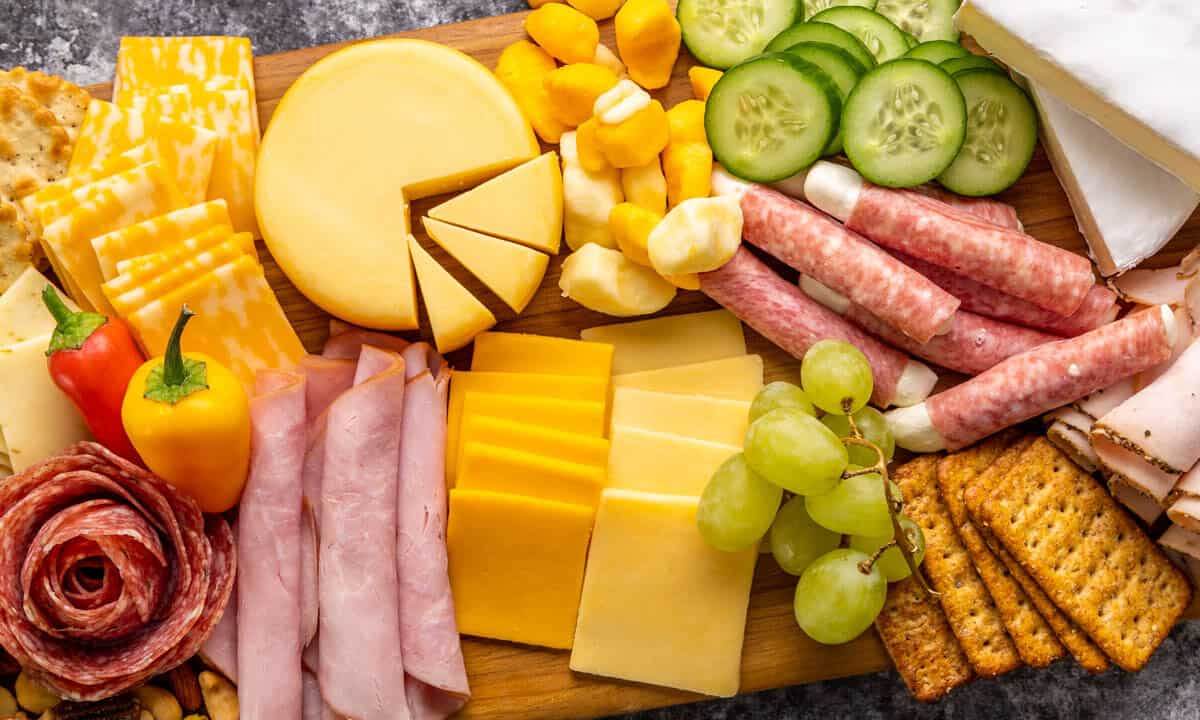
785 42 868 155
902 31 920 48
706 53 841 182
940 55 1001 76
678 0 804 69
875 0 961 42
765 21 877 69
802 0 876 20
842 58 966 187
937 69 1038 196
905 40 969 65
811 6 910 64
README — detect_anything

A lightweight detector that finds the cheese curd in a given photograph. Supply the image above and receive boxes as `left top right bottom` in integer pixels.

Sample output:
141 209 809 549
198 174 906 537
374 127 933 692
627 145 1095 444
647 195 743 277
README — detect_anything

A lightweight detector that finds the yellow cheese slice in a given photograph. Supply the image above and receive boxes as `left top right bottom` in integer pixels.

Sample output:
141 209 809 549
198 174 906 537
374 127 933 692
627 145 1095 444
41 161 186 313
607 425 740 497
448 489 594 650
112 36 256 109
408 234 495 354
612 355 764 401
106 231 255 318
447 371 609 484
105 224 237 291
463 392 606 438
581 310 747 374
255 39 538 330
570 489 757 697
428 152 563 254
0 266 75 346
0 335 92 473
25 145 157 228
458 415 610 476
68 100 217 205
458 442 605 508
470 331 614 378
421 217 548 313
610 387 750 446
127 254 305 389
91 200 232 281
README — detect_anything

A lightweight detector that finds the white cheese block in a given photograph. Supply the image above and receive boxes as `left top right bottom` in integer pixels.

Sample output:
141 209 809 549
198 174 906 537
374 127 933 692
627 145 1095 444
1028 82 1198 276
957 1 1200 192
0 335 91 473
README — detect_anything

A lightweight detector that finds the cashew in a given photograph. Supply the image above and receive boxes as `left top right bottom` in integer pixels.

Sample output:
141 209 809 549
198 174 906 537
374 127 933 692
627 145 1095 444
0 686 17 716
197 672 237 720
133 686 181 720
15 672 58 714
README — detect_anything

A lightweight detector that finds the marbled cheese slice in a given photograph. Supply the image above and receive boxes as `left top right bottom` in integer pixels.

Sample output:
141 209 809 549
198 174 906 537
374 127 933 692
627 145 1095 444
112 36 256 112
106 231 256 318
91 200 232 280
25 144 156 228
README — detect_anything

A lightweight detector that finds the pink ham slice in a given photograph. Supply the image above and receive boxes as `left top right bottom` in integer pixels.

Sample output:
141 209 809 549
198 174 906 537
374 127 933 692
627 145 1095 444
319 346 411 720
1169 464 1200 532
301 356 357 422
323 324 410 360
239 370 306 720
1110 478 1165 525
1112 266 1194 306
1046 421 1101 474
198 520 237 683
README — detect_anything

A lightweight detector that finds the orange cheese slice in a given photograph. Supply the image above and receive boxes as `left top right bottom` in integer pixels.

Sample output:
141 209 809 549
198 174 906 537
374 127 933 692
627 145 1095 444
91 200 232 281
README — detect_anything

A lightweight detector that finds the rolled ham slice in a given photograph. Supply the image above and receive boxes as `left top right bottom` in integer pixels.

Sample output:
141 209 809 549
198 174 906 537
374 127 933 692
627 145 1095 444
737 184 959 343
1046 421 1101 474
888 305 1177 452
1112 266 1195 307
799 275 1058 375
301 356 357 421
239 370 306 720
1160 524 1200 562
803 161 1097 316
1110 478 1165 525
320 346 411 720
323 325 410 360
1168 464 1200 533
1092 337 1200 502
700 246 937 408
199 552 237 683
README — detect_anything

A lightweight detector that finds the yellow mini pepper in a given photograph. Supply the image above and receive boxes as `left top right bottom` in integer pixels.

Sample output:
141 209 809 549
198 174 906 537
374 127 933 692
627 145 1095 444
568 0 625 20
122 306 251 514
525 3 600 64
688 66 723 100
596 99 670 168
544 63 620 127
609 201 662 267
614 0 681 89
496 40 567 144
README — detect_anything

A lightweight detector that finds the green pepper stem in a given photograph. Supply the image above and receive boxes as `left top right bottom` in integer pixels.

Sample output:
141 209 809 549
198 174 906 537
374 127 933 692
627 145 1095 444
42 285 74 326
163 305 195 387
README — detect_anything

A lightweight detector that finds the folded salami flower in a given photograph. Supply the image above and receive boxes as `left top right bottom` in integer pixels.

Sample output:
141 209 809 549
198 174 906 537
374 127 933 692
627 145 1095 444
0 442 235 700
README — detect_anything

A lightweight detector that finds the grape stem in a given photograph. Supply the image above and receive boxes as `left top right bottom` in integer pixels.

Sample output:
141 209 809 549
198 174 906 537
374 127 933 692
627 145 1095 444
858 539 896 574
843 405 939 598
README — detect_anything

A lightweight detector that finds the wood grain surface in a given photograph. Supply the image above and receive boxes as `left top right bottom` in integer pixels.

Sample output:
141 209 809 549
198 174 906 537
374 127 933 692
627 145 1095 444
84 10 1200 720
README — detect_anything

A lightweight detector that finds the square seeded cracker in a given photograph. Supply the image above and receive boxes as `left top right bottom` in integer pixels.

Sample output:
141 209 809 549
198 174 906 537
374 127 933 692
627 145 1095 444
893 455 1022 678
875 574 974 702
938 436 1067 668
971 438 1192 671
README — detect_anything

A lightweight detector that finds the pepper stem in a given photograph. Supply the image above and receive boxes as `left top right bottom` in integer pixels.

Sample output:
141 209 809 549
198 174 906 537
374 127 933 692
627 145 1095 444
42 285 73 325
162 305 195 387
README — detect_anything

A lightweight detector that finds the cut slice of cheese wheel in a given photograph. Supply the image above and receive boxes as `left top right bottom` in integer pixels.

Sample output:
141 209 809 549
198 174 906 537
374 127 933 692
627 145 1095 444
408 234 495 354
255 39 538 330
422 217 548 313
428 152 563 254
91 200 232 280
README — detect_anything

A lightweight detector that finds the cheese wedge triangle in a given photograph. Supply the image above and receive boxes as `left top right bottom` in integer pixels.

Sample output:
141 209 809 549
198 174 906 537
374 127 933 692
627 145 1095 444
408 234 495 353
422 217 548 313
429 152 563 254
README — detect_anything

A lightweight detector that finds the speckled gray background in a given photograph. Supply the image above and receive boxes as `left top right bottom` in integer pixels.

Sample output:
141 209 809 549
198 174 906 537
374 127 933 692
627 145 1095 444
3 1 1198 718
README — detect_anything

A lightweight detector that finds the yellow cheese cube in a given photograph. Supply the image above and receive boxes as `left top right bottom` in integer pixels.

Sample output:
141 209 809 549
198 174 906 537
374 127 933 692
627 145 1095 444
607 425 739 496
612 355 764 401
463 392 606 438
105 231 256 318
581 309 746 373
112 36 256 109
0 266 74 346
0 335 91 473
459 415 610 475
447 371 610 483
90 200 232 281
408 234 496 354
610 387 749 445
458 442 605 507
421 218 549 314
570 489 757 696
470 331 614 378
24 145 156 228
448 489 594 649
428 152 563 255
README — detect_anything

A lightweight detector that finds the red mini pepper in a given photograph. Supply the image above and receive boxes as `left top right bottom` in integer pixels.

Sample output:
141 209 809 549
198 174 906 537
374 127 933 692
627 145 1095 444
42 286 145 463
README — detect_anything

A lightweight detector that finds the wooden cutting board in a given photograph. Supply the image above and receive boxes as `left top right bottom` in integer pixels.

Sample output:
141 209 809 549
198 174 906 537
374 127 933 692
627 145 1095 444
84 9 1200 720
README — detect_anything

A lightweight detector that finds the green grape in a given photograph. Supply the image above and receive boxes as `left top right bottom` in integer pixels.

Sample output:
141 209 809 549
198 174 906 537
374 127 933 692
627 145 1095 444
805 472 899 537
743 409 848 496
749 381 816 423
849 515 927 582
770 496 842 576
697 454 783 552
821 407 896 467
801 340 874 415
793 548 887 645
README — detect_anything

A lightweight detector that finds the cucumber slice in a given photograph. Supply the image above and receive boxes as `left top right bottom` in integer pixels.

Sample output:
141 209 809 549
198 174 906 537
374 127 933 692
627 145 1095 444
811 7 910 64
706 53 841 182
940 55 1001 76
842 59 966 187
875 0 960 42
902 31 920 49
938 69 1038 196
802 0 876 20
765 21 876 69
905 40 969 65
785 43 868 155
678 0 804 69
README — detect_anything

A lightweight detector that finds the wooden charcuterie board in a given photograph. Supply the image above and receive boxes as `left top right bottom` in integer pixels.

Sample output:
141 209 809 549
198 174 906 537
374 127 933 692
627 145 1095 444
84 10 1200 720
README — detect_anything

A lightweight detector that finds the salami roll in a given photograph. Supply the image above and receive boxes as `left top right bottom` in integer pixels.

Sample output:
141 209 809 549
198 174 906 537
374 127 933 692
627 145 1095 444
0 442 235 700
910 184 1023 231
700 246 937 408
803 161 1096 316
887 306 1177 452
740 184 959 343
799 276 1059 375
